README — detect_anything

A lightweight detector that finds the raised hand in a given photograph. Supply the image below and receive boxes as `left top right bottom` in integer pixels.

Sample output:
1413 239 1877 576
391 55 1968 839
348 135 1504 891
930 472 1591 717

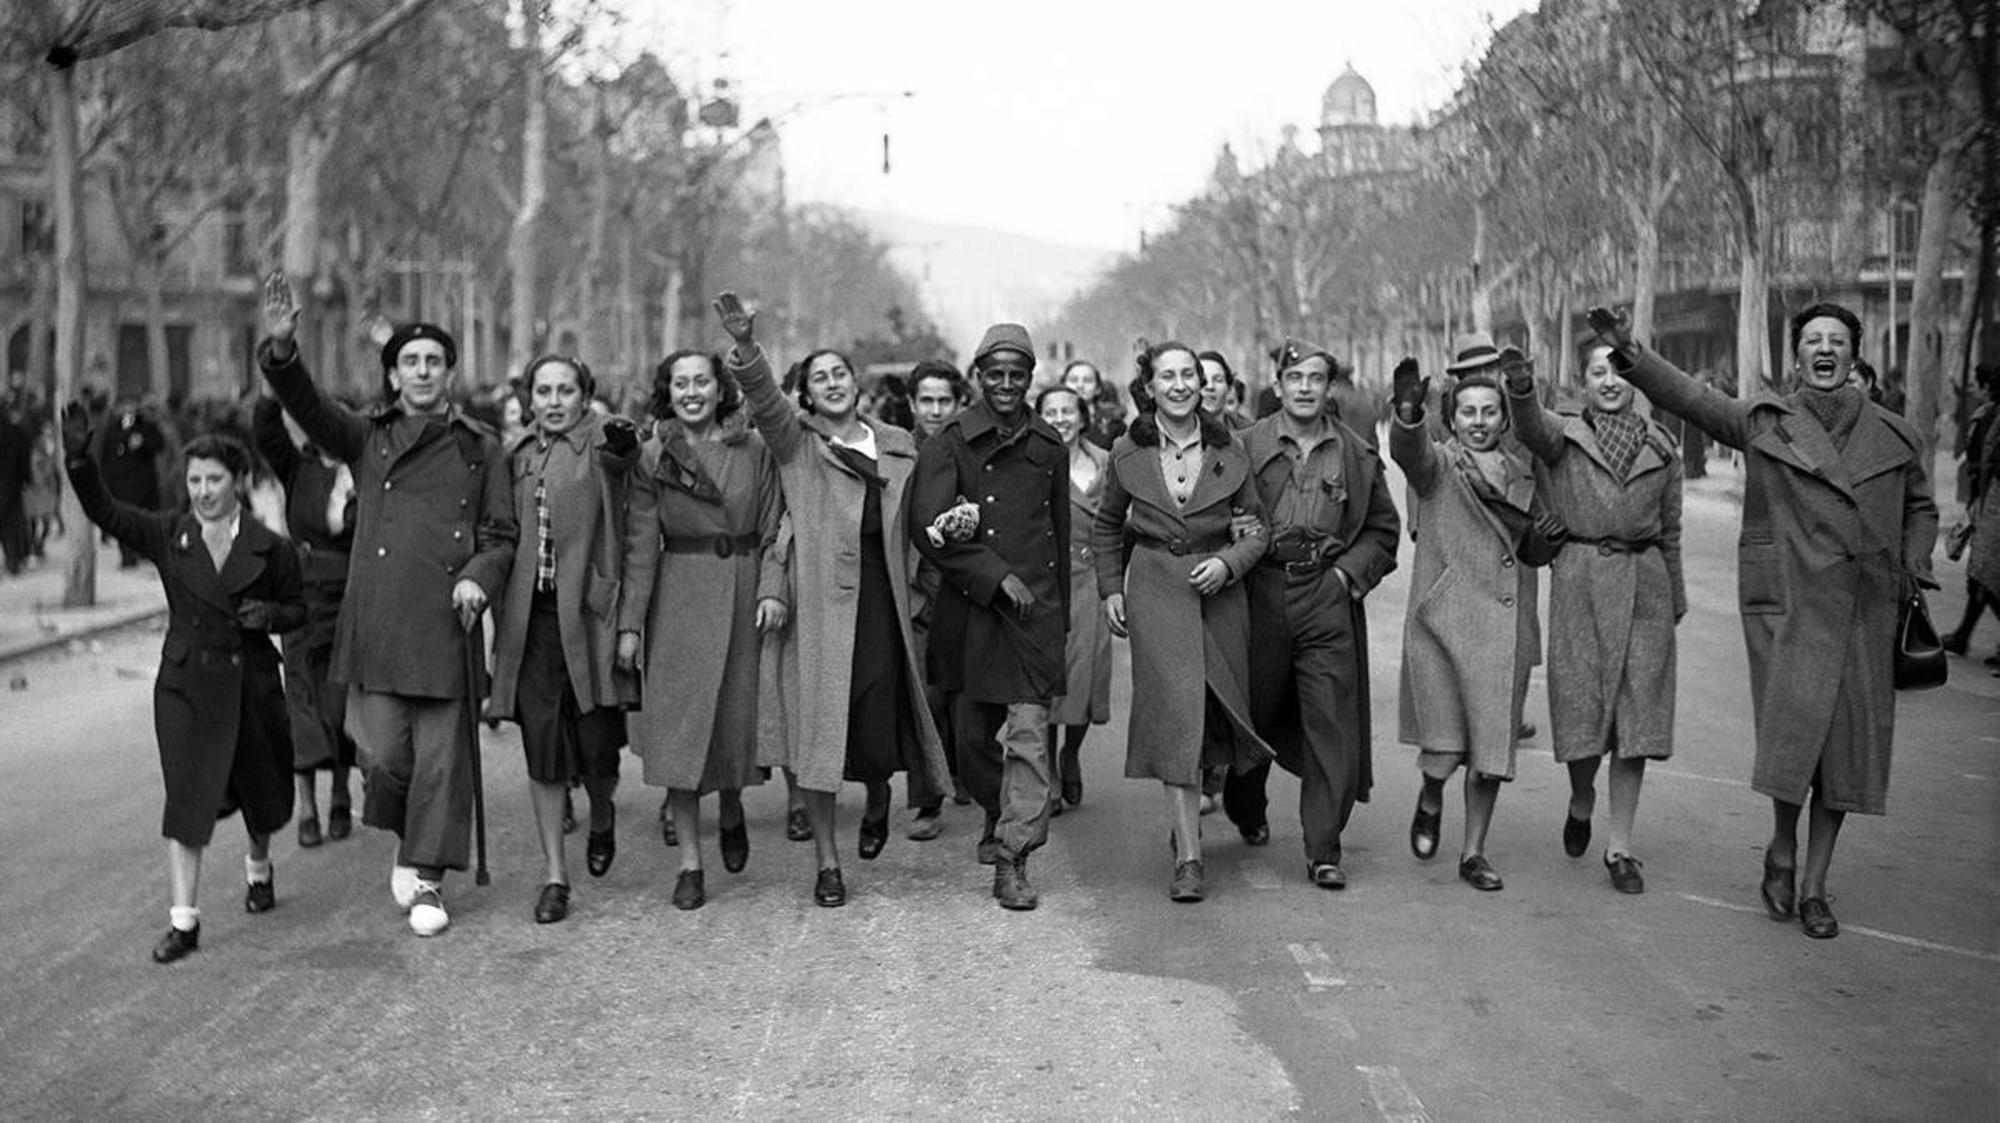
262 272 300 347
601 415 638 456
1498 346 1534 395
712 291 756 347
60 401 92 460
1586 306 1633 351
1391 357 1429 418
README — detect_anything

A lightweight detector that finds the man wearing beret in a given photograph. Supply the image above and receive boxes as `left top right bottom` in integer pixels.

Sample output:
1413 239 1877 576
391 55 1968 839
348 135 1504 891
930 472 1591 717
1229 340 1401 889
257 274 515 936
911 323 1068 909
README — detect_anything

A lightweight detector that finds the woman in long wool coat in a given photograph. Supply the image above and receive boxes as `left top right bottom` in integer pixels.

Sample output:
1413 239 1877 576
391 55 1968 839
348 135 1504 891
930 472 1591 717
1092 341 1272 903
488 357 641 925
1592 303 1937 939
1038 385 1113 808
1388 362 1540 893
617 349 788 911
716 298 948 908
1507 345 1684 895
65 416 304 964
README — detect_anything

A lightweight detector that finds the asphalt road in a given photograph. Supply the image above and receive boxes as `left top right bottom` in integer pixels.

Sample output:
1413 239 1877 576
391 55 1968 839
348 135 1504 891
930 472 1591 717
1 478 1994 1120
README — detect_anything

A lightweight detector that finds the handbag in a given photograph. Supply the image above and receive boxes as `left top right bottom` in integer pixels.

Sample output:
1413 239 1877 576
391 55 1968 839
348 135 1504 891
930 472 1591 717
1893 586 1948 691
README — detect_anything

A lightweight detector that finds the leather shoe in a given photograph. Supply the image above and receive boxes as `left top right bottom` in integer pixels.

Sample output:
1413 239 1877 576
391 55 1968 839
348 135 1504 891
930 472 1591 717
1410 801 1441 861
1061 771 1082 808
327 806 352 841
1562 813 1591 859
785 807 813 842
857 813 889 861
1458 854 1504 891
993 853 1039 911
906 809 943 842
1309 861 1347 890
152 924 200 964
1169 859 1205 902
672 869 706 911
586 828 616 878
813 867 846 908
244 874 276 914
533 882 570 924
1239 821 1272 847
1799 896 1839 939
1516 721 1537 741
1760 849 1796 920
1942 629 1969 655
720 821 750 873
1605 853 1645 894
297 816 323 849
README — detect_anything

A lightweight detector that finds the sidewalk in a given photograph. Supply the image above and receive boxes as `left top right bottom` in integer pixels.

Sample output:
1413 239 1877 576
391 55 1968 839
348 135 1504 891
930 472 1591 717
0 532 166 665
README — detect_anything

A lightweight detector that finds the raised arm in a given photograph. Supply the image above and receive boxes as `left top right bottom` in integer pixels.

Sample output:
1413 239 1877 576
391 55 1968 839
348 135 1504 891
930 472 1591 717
1587 306 1750 451
1660 449 1687 621
61 405 171 563
256 273 368 463
713 292 804 463
1387 356 1444 496
250 397 303 483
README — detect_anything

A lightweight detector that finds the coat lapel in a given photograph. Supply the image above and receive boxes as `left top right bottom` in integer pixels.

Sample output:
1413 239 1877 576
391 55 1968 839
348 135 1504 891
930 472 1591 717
1752 406 1852 498
217 519 271 598
173 516 238 614
1114 442 1183 527
1843 409 1917 486
1184 441 1242 514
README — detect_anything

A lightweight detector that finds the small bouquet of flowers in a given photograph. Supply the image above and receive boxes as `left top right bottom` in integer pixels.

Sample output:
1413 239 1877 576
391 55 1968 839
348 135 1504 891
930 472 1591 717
924 496 981 548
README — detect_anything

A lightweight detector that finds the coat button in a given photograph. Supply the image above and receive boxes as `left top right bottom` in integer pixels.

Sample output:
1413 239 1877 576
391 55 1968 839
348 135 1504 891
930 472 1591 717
229 654 241 667
384 480 394 490
459 498 468 508
985 495 996 502
1501 595 1514 607
1502 556 1514 568
453 530 463 540
377 547 387 557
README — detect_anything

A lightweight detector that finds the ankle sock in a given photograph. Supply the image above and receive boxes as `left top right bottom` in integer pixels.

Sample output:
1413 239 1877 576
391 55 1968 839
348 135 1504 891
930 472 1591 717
245 856 273 884
169 905 200 932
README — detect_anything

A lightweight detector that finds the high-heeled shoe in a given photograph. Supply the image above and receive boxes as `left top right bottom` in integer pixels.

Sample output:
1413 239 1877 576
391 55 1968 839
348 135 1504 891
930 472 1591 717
1760 849 1796 920
719 821 749 873
857 813 889 861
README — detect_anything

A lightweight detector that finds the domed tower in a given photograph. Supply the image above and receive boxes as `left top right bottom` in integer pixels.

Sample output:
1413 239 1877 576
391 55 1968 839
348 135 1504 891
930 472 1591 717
1318 64 1381 177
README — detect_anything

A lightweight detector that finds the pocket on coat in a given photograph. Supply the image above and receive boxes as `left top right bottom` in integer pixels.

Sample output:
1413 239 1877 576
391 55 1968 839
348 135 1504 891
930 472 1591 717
586 570 620 619
1737 541 1785 614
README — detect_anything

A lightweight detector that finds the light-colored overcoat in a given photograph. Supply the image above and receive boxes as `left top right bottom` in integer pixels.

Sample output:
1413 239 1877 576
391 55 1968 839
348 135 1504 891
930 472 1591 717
1511 394 1683 761
1389 419 1538 778
1617 347 1937 814
731 347 948 795
619 416 786 792
489 412 641 721
1091 416 1274 785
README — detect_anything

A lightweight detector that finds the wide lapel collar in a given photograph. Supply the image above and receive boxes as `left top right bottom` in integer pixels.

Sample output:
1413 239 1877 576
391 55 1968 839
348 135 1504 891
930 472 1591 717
1114 439 1182 526
1843 408 1916 486
1070 441 1109 513
1754 397 1853 497
1446 440 1522 548
802 414 872 482
1561 413 1621 479
217 517 271 598
173 514 239 614
1184 436 1243 514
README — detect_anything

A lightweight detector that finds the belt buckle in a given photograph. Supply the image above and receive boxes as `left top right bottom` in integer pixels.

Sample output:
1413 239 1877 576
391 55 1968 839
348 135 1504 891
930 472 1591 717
1167 539 1190 556
714 538 734 558
1283 558 1319 576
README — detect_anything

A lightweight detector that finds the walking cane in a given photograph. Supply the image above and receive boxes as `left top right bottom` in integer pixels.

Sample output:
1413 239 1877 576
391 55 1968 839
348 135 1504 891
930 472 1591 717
461 613 491 886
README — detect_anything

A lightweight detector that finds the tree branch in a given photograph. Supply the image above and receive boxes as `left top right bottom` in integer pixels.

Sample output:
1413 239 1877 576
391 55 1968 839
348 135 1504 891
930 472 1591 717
285 0 439 104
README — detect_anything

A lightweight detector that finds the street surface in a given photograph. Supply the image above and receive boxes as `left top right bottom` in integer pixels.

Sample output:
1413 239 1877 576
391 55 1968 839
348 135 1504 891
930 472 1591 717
1 463 1995 1120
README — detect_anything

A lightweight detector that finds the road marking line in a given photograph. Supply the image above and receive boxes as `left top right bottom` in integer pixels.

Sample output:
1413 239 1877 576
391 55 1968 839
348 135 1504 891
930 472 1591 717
1651 767 1750 788
1356 1065 1431 1123
1963 774 1996 782
1676 893 2000 964
1286 941 1346 990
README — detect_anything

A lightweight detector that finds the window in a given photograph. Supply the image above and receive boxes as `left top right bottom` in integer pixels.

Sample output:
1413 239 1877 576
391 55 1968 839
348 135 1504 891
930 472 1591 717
21 199 51 256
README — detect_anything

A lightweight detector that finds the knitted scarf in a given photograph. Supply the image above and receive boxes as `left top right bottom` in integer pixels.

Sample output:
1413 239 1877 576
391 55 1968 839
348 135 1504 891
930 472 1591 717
1586 410 1648 478
1796 385 1864 452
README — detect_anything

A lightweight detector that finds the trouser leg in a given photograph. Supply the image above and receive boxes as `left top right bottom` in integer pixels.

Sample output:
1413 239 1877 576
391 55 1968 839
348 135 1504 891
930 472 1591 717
994 700 1052 858
401 695 475 871
1223 760 1271 832
1293 579 1360 865
953 694 1003 818
349 689 414 838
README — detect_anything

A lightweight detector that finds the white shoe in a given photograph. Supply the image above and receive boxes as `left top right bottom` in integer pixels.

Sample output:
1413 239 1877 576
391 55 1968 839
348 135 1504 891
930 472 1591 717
409 881 449 937
391 863 419 911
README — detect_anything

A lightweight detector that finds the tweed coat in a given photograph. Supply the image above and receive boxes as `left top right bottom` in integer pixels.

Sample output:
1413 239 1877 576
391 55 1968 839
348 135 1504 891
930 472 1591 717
730 347 948 795
1510 393 1684 762
619 416 786 791
70 455 305 846
910 400 1070 704
1090 415 1274 785
1053 440 1114 726
1616 347 1937 814
1389 419 1539 778
1241 414 1401 796
259 342 515 700
489 411 642 722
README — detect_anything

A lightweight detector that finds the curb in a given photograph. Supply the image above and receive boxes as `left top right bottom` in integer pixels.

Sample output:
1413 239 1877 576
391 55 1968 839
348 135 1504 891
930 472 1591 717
0 606 168 667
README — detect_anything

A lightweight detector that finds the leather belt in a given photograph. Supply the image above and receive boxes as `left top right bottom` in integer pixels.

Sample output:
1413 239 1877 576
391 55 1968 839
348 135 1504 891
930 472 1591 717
1566 534 1658 556
663 532 761 558
1136 533 1231 557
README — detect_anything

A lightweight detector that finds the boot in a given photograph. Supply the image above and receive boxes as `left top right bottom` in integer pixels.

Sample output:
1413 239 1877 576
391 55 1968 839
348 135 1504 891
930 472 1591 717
993 852 1039 910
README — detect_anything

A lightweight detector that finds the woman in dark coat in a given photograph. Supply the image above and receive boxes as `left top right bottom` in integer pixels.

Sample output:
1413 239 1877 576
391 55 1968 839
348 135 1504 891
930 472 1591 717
487 357 640 925
1506 346 1684 895
253 398 357 850
716 297 949 908
64 412 304 963
1093 341 1272 903
618 350 788 911
1038 385 1113 808
1591 303 1938 939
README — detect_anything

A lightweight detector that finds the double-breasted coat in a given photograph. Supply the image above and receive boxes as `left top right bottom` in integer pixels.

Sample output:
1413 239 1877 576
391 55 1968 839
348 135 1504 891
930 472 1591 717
1054 440 1114 726
70 455 305 846
1389 420 1540 778
259 343 516 700
619 415 787 791
1511 393 1684 762
910 401 1071 704
1616 347 1938 814
731 347 949 795
489 412 641 722
1091 414 1274 785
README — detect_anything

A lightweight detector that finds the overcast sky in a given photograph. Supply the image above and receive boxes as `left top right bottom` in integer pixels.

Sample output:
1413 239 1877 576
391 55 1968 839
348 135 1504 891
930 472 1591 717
618 0 1536 251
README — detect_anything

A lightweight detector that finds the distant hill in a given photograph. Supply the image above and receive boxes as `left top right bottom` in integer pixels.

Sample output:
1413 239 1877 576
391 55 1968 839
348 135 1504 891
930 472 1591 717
858 210 1117 357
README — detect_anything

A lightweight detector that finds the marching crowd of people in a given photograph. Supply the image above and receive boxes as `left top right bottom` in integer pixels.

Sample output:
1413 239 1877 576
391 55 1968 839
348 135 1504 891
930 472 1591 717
54 271 1977 965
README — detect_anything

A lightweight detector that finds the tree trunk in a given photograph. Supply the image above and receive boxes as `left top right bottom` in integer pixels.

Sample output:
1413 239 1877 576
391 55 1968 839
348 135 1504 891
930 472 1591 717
142 253 172 401
661 265 683 357
506 0 549 377
51 61 96 607
1904 143 1958 474
1471 197 1493 335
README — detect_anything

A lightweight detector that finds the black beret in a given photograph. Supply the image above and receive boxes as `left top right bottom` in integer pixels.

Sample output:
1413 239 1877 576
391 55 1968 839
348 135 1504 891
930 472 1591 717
380 322 459 372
